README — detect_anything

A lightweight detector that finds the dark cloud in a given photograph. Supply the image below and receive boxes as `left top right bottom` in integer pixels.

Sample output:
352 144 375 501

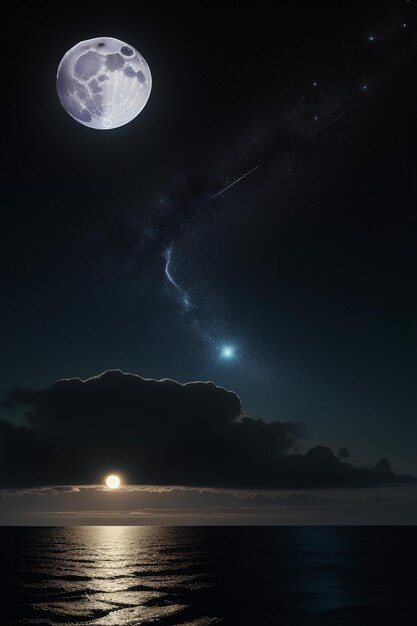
0 370 414 489
337 447 351 459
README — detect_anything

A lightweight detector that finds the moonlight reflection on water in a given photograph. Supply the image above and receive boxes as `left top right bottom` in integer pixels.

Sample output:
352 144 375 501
2 527 417 624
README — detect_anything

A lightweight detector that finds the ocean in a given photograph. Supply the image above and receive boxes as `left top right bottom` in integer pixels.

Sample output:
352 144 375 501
1 526 416 625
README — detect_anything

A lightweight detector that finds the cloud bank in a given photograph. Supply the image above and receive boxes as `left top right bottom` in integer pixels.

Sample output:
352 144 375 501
0 370 414 489
2 484 417 526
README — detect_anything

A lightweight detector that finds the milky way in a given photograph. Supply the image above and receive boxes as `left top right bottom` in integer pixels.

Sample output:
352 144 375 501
125 1 417 379
164 247 191 310
163 246 234 362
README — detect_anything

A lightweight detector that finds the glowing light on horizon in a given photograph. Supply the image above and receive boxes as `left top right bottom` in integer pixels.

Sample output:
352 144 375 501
105 474 121 489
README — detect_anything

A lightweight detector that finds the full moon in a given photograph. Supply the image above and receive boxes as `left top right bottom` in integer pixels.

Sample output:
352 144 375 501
105 474 121 489
56 37 152 130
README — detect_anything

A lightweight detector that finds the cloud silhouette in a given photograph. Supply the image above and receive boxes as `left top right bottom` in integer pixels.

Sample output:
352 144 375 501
0 370 414 489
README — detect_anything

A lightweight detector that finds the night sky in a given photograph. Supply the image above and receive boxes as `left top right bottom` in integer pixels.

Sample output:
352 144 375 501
1 0 417 510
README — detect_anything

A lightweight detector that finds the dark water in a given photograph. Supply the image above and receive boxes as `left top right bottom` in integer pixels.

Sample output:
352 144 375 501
1 526 416 625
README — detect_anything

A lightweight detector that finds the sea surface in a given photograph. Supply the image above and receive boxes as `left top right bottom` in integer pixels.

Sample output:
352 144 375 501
1 526 416 625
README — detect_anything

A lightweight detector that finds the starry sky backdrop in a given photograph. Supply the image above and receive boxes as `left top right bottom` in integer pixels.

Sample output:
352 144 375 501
1 0 416 478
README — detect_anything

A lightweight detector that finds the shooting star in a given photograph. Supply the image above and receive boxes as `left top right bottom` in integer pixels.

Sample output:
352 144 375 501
207 164 262 202
371 214 416 247
164 247 191 309
326 105 357 128
164 247 180 289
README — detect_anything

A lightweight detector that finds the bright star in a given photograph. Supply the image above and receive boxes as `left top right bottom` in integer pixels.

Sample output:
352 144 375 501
220 345 235 359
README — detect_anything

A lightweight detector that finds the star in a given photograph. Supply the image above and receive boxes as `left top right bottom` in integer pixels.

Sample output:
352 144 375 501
220 345 235 359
